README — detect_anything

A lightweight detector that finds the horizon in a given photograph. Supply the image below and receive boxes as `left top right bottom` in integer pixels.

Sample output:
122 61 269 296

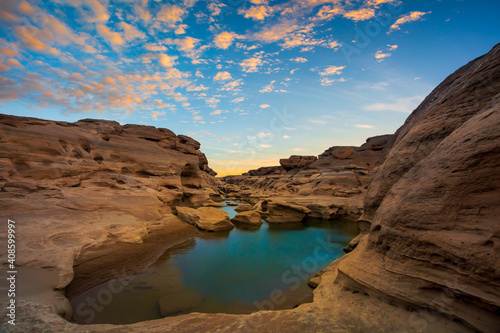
0 0 498 176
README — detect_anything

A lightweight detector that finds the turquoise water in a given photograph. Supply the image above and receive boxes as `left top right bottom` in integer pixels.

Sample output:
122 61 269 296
70 201 359 324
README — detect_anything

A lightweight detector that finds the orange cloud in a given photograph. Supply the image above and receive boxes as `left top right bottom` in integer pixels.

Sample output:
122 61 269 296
390 11 431 32
213 71 232 81
15 26 60 55
96 24 124 46
0 47 17 57
240 57 263 72
214 31 239 49
6 58 23 69
343 8 375 21
18 1 36 16
252 20 297 43
119 21 145 40
157 4 185 25
239 5 273 20
319 65 345 76
159 54 177 67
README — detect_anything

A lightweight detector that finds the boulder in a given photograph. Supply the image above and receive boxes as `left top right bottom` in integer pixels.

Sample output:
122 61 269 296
231 211 262 225
234 203 252 212
265 202 311 223
175 207 234 232
279 155 317 170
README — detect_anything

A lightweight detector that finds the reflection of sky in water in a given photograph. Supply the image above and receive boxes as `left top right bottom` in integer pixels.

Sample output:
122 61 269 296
70 201 359 324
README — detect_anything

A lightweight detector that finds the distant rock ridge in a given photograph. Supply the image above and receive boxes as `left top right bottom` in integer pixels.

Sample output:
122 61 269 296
223 134 393 199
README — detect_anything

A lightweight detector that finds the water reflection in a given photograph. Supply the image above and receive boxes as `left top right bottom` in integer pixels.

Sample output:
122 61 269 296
70 201 359 325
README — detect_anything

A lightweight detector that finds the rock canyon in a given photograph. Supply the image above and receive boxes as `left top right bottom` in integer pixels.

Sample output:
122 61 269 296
1 44 499 332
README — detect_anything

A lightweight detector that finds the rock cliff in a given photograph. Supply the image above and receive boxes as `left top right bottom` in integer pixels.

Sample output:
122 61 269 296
0 114 221 318
333 43 500 332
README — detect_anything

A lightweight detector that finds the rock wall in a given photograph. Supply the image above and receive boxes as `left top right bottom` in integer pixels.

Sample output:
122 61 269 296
0 114 222 318
333 43 500 332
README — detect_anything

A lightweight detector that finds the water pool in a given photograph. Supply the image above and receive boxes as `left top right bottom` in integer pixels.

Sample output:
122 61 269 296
70 201 359 324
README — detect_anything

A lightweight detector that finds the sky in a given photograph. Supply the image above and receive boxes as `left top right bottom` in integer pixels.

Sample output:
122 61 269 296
0 0 498 176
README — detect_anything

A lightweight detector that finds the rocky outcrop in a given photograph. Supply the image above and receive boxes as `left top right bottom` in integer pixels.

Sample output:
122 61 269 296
279 155 317 170
222 134 392 221
253 200 311 223
222 134 391 199
0 114 221 320
234 203 252 212
243 166 285 176
332 43 500 332
231 211 263 225
176 206 234 231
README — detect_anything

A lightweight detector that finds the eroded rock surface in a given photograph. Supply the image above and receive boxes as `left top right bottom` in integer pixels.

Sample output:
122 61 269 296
333 43 500 332
231 211 263 226
176 206 234 231
0 114 221 318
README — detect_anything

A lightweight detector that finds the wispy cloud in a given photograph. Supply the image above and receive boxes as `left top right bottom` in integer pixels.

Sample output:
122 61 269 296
389 11 432 33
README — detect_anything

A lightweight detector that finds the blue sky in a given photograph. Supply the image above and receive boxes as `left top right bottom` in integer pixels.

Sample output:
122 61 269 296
0 0 498 175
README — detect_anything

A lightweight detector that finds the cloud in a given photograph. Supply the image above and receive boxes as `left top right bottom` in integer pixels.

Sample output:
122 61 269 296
96 24 124 46
343 8 375 21
291 57 307 63
375 50 391 62
157 4 185 25
14 26 60 55
252 20 297 43
283 135 291 139
151 111 166 121
210 109 222 115
19 1 36 16
354 124 374 129
135 4 152 22
119 22 145 40
389 11 431 33
214 31 240 49
231 97 245 103
159 54 177 67
260 104 270 108
388 44 398 50
257 132 270 137
319 65 345 76
259 143 272 148
239 5 273 20
240 57 263 73
213 71 232 81
364 96 424 113
260 80 275 93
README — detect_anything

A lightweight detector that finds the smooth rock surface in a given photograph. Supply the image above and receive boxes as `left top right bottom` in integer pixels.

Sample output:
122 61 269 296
231 211 262 225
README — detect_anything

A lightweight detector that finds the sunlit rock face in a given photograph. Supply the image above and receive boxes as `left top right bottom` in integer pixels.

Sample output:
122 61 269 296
335 43 500 332
0 114 221 294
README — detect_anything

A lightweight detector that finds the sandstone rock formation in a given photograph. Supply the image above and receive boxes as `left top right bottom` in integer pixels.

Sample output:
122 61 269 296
333 43 500 332
1 44 499 333
0 114 221 319
253 200 311 223
176 206 234 231
279 155 317 170
234 203 252 212
231 211 263 225
222 134 392 221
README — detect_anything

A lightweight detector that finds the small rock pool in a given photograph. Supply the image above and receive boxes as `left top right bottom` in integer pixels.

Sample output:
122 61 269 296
70 201 359 324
